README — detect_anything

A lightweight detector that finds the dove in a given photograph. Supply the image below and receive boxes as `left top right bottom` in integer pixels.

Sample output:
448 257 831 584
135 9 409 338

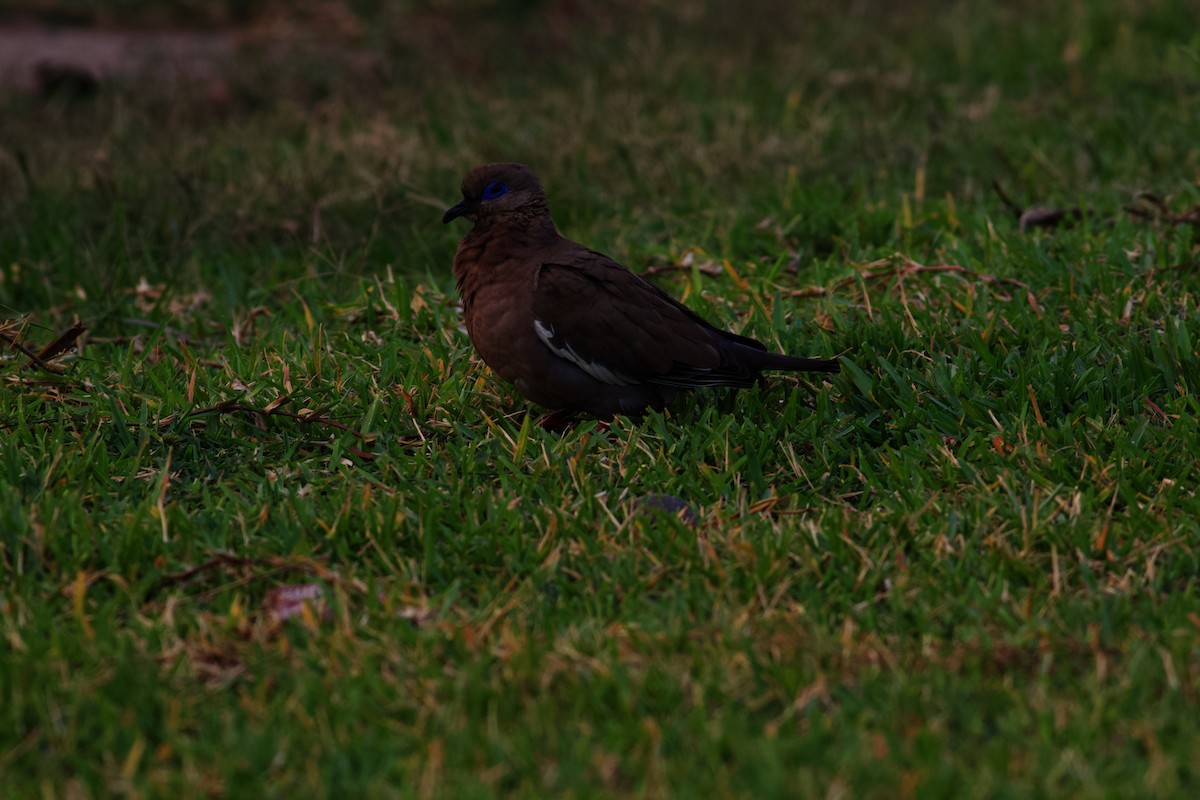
443 163 838 417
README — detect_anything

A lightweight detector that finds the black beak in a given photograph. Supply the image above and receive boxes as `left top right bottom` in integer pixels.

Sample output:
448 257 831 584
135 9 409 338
442 197 475 224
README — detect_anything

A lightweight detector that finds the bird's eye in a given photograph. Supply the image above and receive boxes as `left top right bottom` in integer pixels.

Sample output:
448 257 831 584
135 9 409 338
482 182 509 200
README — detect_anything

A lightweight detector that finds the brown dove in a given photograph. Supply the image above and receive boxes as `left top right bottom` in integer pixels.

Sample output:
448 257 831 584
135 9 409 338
443 163 839 417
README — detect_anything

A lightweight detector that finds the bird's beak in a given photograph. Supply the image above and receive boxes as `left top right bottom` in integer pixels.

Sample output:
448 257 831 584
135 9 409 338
442 197 475 224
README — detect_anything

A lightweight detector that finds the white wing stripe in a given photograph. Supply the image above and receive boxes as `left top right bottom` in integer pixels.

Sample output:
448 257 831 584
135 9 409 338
534 318 634 386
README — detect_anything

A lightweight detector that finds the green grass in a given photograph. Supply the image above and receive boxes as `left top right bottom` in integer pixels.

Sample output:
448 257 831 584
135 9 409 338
3 0 1200 796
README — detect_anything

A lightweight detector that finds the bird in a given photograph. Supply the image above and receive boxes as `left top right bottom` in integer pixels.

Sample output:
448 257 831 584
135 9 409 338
443 163 839 417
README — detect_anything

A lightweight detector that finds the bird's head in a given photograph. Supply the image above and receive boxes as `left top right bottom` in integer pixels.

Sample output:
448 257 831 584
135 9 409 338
442 163 548 226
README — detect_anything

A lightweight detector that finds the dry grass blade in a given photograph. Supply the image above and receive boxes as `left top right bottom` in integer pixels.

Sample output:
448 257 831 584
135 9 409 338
0 320 85 374
642 261 724 278
35 321 87 361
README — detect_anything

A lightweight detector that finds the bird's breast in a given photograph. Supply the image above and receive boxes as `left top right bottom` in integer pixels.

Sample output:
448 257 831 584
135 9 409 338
454 255 543 385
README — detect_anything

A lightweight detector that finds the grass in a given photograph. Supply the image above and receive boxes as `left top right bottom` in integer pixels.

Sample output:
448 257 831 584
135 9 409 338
2 0 1200 796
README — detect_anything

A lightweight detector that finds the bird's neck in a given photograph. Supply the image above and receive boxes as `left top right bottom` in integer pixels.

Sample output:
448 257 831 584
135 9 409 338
475 207 558 239
458 215 561 265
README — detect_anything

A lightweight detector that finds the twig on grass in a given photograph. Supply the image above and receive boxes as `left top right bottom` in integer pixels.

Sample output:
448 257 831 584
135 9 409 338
0 320 85 374
180 398 388 460
994 181 1200 231
835 258 1043 316
991 180 1084 231
1124 199 1200 226
990 179 1023 218
778 286 827 299
151 552 366 594
0 325 53 370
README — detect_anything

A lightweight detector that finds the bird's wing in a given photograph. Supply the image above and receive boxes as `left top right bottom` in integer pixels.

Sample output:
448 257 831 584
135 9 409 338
531 250 763 389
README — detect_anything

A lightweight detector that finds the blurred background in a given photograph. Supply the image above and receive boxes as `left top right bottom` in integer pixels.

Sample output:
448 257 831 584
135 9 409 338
1 0 1197 321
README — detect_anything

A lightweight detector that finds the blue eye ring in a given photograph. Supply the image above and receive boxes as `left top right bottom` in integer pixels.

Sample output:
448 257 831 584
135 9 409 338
482 182 509 200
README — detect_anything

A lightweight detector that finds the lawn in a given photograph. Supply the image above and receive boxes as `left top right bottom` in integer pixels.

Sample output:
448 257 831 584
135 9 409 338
2 0 1199 797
